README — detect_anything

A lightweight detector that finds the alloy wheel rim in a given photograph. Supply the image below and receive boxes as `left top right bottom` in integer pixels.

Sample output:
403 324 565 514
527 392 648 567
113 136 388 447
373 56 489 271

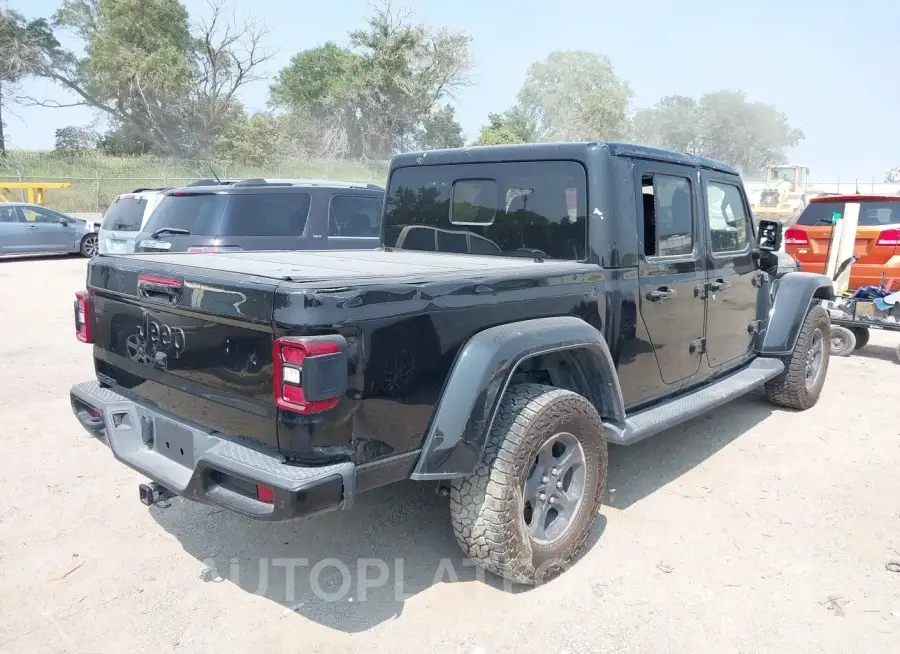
522 432 586 544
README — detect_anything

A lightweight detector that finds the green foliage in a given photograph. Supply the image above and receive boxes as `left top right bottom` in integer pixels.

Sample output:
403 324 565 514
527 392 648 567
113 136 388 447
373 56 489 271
269 2 472 159
516 50 632 142
419 104 465 150
473 110 536 146
54 125 99 152
633 90 804 175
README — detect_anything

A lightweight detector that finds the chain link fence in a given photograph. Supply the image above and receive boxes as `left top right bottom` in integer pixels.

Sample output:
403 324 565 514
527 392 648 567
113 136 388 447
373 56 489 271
0 153 389 214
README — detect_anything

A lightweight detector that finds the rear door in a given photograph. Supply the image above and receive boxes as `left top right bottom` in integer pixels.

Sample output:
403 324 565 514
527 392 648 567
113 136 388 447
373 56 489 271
701 173 760 369
788 200 900 274
87 255 282 449
634 161 707 390
0 206 28 253
327 193 383 249
136 193 228 253
100 195 150 254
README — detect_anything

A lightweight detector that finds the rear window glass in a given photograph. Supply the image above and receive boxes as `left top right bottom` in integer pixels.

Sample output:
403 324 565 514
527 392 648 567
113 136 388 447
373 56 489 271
219 192 312 237
383 161 587 259
795 201 900 227
328 195 382 237
101 197 147 232
143 194 227 236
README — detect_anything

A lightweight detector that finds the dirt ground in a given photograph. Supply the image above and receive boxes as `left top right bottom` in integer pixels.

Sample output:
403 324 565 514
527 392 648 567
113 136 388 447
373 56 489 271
1 256 898 654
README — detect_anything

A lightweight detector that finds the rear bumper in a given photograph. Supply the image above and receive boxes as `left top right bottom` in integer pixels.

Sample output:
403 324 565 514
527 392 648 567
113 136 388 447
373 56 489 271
70 380 354 521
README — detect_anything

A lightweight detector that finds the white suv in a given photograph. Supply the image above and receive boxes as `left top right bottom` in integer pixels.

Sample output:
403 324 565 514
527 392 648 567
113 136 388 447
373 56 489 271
97 189 168 254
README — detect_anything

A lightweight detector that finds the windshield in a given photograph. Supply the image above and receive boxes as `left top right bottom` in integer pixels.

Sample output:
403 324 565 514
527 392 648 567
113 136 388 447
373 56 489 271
142 194 228 236
383 161 587 259
100 197 147 232
795 201 900 227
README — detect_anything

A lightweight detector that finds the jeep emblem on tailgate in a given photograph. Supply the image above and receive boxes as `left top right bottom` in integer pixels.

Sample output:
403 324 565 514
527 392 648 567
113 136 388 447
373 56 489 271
126 313 186 370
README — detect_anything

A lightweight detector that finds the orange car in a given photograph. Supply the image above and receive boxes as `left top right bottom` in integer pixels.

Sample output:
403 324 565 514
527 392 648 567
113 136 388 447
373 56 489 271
784 195 900 290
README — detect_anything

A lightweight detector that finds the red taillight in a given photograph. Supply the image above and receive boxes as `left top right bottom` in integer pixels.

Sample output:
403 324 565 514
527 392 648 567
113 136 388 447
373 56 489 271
74 290 93 343
256 485 274 503
272 337 344 414
876 228 900 246
186 246 243 253
784 228 809 245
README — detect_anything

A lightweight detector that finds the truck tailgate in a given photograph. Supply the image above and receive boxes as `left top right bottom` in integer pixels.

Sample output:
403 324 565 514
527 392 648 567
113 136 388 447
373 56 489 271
87 255 281 449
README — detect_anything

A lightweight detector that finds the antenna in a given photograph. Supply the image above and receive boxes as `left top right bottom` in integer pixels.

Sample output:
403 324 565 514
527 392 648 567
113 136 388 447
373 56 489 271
207 163 222 184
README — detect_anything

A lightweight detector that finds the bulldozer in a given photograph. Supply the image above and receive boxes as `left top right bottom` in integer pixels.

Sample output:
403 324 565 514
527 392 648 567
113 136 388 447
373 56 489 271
749 164 810 223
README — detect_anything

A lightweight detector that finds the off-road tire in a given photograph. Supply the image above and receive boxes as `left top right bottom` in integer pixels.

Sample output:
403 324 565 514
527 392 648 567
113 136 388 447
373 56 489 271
80 233 98 258
829 325 857 356
850 327 870 350
449 383 607 585
765 305 831 410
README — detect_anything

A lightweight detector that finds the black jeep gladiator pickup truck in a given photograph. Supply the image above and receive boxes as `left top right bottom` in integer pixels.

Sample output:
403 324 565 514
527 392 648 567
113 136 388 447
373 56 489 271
70 142 835 584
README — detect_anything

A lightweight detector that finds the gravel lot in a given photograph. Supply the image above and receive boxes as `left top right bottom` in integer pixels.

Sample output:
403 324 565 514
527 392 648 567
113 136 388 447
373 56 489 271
1 256 899 654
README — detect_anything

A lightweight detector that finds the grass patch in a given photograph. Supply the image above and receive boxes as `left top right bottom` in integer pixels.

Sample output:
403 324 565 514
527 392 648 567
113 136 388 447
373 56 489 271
0 151 389 213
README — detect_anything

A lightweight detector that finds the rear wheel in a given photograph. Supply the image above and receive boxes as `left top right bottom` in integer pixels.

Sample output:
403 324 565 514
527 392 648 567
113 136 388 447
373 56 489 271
765 305 831 410
80 233 98 258
829 325 857 357
449 384 607 585
850 327 870 350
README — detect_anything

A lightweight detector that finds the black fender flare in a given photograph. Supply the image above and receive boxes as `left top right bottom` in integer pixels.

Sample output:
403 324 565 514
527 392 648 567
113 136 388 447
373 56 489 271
759 271 835 356
409 316 625 481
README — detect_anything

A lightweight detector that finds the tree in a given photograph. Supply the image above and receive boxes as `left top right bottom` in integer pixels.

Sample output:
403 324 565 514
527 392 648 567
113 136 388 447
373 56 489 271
32 0 274 156
633 90 804 175
472 108 537 146
516 50 632 142
418 104 464 150
54 125 99 152
269 1 473 159
0 10 59 153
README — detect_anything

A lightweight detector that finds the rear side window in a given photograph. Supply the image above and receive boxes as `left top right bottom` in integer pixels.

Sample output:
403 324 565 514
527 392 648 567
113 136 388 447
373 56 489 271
795 201 900 227
143 194 227 236
383 160 587 259
328 195 382 237
219 192 312 237
641 174 694 257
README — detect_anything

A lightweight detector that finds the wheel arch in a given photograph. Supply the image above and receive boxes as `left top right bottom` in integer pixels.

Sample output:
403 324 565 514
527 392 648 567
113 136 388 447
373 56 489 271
759 271 835 356
410 316 625 481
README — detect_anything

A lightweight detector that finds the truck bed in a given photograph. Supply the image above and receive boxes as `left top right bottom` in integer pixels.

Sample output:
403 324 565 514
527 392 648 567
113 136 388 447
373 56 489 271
119 249 579 285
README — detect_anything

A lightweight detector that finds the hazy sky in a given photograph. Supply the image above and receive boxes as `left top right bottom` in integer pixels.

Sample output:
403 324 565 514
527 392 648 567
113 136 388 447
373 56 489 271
9 0 898 180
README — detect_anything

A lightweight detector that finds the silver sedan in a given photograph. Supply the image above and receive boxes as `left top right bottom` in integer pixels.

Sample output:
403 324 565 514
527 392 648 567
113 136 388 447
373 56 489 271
0 203 99 258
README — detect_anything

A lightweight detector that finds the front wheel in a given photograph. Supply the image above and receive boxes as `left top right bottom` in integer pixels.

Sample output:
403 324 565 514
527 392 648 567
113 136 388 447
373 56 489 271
449 383 607 585
765 305 831 410
80 234 98 258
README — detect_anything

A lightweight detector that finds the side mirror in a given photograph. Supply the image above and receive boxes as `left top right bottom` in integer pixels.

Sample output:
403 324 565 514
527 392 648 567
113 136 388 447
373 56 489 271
59 218 69 226
757 219 782 251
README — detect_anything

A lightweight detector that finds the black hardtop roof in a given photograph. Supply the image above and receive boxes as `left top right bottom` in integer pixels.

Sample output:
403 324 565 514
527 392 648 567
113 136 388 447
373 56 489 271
389 141 739 176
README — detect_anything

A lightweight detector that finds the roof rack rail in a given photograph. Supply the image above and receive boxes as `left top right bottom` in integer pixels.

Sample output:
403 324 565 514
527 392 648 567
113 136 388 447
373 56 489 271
130 187 169 193
185 178 240 187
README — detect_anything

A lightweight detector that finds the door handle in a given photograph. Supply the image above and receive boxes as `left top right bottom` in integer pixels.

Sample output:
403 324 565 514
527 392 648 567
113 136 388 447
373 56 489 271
646 287 677 302
709 278 731 292
27 225 38 230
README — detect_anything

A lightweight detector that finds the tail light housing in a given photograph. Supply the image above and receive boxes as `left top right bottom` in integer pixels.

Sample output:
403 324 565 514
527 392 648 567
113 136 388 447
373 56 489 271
186 246 243 253
74 290 93 343
876 228 900 246
273 335 348 414
784 228 809 245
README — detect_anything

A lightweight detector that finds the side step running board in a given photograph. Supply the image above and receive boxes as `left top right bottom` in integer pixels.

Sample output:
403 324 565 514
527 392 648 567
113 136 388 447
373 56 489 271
604 357 785 446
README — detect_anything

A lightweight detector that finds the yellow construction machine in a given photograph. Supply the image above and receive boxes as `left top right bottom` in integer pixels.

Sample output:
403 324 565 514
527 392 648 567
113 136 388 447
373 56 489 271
749 164 809 223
